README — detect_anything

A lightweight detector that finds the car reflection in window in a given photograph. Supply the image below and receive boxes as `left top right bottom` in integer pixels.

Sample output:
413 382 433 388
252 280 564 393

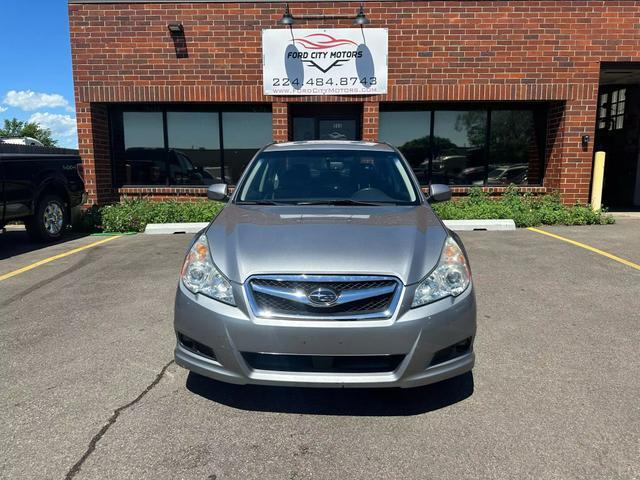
169 149 215 185
473 164 528 186
124 147 215 185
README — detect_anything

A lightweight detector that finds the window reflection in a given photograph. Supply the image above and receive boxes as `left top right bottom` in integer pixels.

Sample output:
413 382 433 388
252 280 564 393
167 112 220 185
487 111 539 186
378 111 430 184
433 111 487 185
238 151 419 204
122 112 166 185
222 112 272 184
292 117 315 141
318 119 357 140
379 106 546 186
114 107 272 187
597 88 626 131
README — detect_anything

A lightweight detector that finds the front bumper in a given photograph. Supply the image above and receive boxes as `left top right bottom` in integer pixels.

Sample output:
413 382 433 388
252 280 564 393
174 281 476 388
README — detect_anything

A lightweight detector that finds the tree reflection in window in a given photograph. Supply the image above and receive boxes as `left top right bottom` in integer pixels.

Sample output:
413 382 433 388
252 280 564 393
379 105 546 186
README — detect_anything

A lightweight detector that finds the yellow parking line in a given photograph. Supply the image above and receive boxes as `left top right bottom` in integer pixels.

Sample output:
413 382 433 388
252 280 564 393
527 227 640 271
0 235 122 282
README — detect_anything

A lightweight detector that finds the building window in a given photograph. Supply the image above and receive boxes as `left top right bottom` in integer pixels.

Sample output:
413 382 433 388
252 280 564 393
378 110 430 184
489 110 543 186
111 105 272 187
598 88 625 131
379 104 547 186
121 112 166 185
222 111 272 184
167 112 221 184
433 110 487 185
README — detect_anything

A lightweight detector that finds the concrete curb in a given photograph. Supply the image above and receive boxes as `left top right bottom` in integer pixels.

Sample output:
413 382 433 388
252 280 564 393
144 219 516 234
443 219 516 231
610 212 640 219
144 223 209 234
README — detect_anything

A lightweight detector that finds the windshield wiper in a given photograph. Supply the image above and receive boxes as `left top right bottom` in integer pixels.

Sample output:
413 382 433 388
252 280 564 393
236 200 287 205
295 199 388 206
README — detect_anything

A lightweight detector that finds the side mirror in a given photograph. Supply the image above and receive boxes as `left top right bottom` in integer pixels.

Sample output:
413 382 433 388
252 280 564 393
207 183 229 202
428 184 452 203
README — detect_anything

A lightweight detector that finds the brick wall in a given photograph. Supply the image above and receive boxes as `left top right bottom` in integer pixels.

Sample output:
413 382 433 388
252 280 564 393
272 102 288 142
76 102 117 204
69 1 640 205
362 102 379 142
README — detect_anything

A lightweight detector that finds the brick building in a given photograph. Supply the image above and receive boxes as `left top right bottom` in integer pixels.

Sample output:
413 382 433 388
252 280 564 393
68 1 640 207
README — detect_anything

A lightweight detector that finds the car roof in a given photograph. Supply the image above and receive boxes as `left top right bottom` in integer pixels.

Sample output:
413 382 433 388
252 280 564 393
262 140 396 153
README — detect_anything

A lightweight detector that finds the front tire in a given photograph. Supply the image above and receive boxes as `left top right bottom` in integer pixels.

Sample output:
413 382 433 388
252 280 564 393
25 194 68 242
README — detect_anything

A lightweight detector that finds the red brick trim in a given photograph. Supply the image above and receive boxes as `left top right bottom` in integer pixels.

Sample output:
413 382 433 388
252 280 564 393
118 185 549 202
118 186 207 195
117 186 208 202
421 186 548 196
77 83 595 105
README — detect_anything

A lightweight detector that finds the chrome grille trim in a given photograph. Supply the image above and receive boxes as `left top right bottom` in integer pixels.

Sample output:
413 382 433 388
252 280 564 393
245 275 403 320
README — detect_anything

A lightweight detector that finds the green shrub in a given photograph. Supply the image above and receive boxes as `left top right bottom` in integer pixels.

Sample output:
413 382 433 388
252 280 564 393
432 186 614 227
76 187 613 232
73 204 103 233
78 198 225 233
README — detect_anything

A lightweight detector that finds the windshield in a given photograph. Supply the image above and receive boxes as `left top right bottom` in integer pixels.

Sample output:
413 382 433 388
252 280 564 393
236 150 420 205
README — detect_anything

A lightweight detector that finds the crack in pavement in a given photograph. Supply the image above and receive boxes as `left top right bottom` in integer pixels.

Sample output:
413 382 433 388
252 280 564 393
64 360 175 480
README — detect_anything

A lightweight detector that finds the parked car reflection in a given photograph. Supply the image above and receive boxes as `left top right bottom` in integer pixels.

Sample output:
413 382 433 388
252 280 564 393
431 148 485 185
473 164 528 186
124 148 216 185
456 166 485 185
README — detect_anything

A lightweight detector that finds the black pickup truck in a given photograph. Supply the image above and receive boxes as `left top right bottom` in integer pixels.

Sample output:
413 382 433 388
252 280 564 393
0 144 86 241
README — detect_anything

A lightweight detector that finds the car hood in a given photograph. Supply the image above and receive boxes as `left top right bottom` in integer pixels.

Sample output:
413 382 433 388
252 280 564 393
206 204 448 285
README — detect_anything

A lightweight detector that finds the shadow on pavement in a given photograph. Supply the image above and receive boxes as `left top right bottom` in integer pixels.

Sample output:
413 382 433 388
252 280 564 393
186 371 474 416
0 229 89 261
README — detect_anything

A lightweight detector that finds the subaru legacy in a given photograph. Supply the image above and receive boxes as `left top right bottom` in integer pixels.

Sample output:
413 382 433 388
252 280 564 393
174 141 476 388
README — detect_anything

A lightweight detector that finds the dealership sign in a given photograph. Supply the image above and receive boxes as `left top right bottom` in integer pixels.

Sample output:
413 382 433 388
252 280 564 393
262 28 388 96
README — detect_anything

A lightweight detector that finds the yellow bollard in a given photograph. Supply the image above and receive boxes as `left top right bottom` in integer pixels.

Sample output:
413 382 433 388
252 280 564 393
591 151 606 211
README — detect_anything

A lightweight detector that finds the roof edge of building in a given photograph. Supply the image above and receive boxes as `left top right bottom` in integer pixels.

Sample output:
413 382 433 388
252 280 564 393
69 0 409 3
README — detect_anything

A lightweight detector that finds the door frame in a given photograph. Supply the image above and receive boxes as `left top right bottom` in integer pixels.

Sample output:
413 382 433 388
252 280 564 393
595 83 640 208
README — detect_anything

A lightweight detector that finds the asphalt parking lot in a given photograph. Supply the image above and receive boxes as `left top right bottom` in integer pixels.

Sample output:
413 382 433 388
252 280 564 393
1 220 639 480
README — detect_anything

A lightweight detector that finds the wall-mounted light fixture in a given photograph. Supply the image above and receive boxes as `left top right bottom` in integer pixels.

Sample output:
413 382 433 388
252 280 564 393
581 134 590 149
167 22 184 34
167 22 188 59
279 4 295 25
279 2 369 26
353 5 370 25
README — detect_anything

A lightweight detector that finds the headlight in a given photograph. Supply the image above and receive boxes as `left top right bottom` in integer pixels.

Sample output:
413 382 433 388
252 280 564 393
411 236 471 308
180 234 235 305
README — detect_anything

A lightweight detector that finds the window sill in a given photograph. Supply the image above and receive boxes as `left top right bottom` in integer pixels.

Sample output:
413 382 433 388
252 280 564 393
117 185 547 200
420 185 548 196
118 186 209 196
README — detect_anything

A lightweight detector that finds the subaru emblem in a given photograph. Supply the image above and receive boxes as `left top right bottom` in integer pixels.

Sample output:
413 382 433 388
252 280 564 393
307 287 339 306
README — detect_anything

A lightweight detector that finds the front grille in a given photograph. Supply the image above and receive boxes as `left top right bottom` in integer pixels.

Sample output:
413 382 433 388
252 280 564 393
246 275 402 319
242 352 405 373
251 279 396 292
253 291 391 315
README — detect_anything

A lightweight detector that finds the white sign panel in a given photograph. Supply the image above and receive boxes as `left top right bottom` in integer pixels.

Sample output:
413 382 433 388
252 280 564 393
262 28 388 96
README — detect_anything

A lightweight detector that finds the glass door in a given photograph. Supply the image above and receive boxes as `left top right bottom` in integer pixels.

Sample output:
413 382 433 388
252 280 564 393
290 104 362 141
318 119 357 140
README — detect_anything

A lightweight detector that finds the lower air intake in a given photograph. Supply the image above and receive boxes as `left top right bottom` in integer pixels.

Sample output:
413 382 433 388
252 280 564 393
242 352 404 373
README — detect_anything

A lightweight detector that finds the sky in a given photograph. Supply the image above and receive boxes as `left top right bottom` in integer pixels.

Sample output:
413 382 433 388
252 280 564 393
0 0 77 148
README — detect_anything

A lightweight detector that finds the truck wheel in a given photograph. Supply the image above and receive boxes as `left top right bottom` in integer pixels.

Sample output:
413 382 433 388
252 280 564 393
25 195 68 242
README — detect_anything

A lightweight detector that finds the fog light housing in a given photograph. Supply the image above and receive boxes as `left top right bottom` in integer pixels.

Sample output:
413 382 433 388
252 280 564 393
428 337 472 367
178 333 217 361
